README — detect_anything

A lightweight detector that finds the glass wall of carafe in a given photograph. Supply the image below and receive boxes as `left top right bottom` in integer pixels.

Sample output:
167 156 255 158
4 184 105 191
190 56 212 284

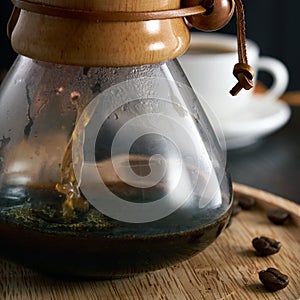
0 55 232 278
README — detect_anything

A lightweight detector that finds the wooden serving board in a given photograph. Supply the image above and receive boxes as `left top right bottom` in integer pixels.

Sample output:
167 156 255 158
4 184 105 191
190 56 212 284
0 183 299 300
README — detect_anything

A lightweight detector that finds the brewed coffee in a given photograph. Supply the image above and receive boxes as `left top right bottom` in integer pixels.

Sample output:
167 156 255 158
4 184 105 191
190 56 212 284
0 173 231 278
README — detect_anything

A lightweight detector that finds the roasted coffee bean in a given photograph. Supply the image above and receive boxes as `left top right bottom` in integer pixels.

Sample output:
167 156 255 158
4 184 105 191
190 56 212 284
234 193 256 210
259 268 289 291
267 209 290 225
252 236 281 256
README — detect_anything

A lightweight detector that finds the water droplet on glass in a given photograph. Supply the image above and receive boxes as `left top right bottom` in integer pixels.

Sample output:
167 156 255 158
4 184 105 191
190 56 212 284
14 78 23 85
56 86 64 95
70 91 80 103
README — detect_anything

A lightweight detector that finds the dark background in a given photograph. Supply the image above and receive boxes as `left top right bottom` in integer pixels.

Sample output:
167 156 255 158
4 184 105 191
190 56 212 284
1 1 16 71
1 1 300 90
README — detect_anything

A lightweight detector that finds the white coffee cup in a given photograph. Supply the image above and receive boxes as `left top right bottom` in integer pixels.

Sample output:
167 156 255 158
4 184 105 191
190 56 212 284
178 33 289 121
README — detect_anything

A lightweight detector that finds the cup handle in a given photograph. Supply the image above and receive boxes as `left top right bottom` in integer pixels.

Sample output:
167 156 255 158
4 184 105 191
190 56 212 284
255 56 289 101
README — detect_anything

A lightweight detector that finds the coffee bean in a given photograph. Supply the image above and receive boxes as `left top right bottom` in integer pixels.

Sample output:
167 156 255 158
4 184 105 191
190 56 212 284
267 209 290 225
259 267 289 291
252 236 281 256
234 193 256 210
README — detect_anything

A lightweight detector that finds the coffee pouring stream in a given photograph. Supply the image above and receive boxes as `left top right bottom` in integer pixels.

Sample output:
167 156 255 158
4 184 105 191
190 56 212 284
0 0 250 278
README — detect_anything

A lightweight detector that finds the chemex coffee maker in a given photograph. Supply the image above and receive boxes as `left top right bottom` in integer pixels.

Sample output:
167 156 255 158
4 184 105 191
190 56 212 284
0 0 253 278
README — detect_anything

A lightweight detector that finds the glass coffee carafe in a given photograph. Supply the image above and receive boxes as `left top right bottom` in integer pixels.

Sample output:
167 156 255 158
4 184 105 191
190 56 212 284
0 0 245 278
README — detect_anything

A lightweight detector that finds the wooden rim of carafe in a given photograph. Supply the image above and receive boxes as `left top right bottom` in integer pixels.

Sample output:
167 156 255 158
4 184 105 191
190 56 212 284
10 0 192 67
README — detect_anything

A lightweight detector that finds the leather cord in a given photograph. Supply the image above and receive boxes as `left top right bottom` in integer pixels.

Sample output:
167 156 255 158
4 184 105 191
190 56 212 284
230 0 254 95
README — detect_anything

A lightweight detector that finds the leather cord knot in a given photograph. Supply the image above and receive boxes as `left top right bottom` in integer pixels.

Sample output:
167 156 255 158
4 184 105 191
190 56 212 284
230 62 254 96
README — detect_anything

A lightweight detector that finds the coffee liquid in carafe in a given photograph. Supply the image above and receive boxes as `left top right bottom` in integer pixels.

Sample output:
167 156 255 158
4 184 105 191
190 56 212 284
0 179 230 278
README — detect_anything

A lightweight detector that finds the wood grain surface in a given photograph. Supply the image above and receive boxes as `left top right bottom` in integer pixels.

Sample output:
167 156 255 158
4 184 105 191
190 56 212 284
11 0 190 66
0 183 299 300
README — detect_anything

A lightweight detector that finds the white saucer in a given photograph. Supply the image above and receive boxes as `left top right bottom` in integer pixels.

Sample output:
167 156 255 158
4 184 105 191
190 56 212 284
220 97 291 150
